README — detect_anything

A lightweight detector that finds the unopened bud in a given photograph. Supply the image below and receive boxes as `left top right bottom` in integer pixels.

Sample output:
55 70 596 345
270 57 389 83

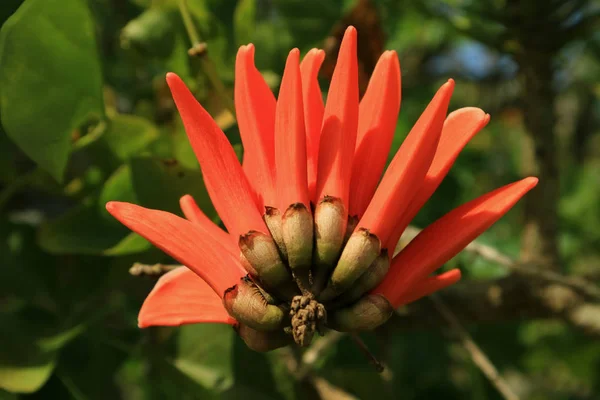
329 294 393 332
282 203 313 291
322 228 380 301
330 250 390 308
312 196 347 293
239 231 298 299
263 206 288 261
223 277 286 331
235 324 293 352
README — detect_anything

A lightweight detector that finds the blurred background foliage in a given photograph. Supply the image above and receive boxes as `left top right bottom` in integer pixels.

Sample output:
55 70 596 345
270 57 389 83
1 0 599 398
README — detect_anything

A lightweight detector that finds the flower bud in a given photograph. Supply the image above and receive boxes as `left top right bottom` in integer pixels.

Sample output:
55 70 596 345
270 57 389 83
330 250 390 308
235 324 293 352
239 230 298 299
328 294 393 332
224 277 286 331
282 203 313 290
312 196 347 292
263 206 288 261
321 228 380 301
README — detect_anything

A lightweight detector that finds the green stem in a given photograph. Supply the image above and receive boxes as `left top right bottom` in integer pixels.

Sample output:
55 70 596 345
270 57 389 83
177 0 236 117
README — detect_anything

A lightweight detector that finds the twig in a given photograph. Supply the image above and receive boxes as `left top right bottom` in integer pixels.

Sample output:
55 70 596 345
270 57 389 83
349 334 384 373
129 263 180 276
296 331 345 380
177 0 236 117
429 294 520 400
401 226 600 301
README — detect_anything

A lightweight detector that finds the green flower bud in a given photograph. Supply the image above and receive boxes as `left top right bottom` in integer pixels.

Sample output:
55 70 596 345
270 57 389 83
282 203 313 292
330 250 390 308
329 294 393 332
239 230 298 299
312 196 347 293
321 228 381 301
263 206 288 261
224 277 286 331
235 324 293 352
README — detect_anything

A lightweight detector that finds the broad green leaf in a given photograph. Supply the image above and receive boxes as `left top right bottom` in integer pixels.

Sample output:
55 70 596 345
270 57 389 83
0 0 103 182
101 114 159 160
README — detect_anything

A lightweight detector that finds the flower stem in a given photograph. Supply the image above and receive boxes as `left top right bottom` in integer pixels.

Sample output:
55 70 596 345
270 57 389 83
177 0 236 117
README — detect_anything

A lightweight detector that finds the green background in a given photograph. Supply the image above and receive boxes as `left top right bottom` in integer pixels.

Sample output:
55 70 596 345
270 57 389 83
1 0 599 398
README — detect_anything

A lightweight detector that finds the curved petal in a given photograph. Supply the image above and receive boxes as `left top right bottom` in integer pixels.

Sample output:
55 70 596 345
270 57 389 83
386 108 489 249
315 26 359 206
393 269 461 308
139 267 236 328
373 177 538 304
358 80 454 245
300 49 325 204
349 50 401 218
235 45 277 209
106 201 245 296
166 73 268 240
179 195 237 255
275 49 309 209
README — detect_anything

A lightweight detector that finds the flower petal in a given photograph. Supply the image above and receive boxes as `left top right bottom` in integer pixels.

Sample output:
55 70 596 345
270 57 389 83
349 50 401 218
373 177 538 304
179 195 237 255
235 45 277 209
300 49 325 204
386 108 489 250
275 49 309 208
358 80 454 245
315 26 359 206
166 73 268 239
139 267 236 328
393 269 461 308
106 201 245 296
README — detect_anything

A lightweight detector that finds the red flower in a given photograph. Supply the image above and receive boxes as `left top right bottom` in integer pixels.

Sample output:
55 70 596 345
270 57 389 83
107 26 537 350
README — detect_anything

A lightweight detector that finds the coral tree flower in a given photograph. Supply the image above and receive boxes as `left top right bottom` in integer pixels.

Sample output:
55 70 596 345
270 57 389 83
107 26 537 352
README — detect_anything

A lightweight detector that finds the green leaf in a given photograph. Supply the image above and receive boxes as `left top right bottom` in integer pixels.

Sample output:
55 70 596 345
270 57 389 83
0 0 103 182
130 156 215 217
175 324 235 391
233 0 256 46
121 8 176 58
102 114 159 160
0 360 56 394
37 203 150 255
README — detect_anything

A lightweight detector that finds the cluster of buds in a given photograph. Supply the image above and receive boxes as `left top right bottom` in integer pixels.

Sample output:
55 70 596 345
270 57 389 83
225 197 393 350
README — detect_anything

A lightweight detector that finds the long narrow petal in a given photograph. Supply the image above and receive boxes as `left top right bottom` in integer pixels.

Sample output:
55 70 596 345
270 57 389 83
300 49 325 204
315 26 359 206
139 267 236 328
349 51 401 218
393 269 461 308
166 73 268 239
358 80 455 245
373 177 538 305
386 108 489 249
235 45 277 209
106 201 245 296
179 195 237 254
275 49 309 209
